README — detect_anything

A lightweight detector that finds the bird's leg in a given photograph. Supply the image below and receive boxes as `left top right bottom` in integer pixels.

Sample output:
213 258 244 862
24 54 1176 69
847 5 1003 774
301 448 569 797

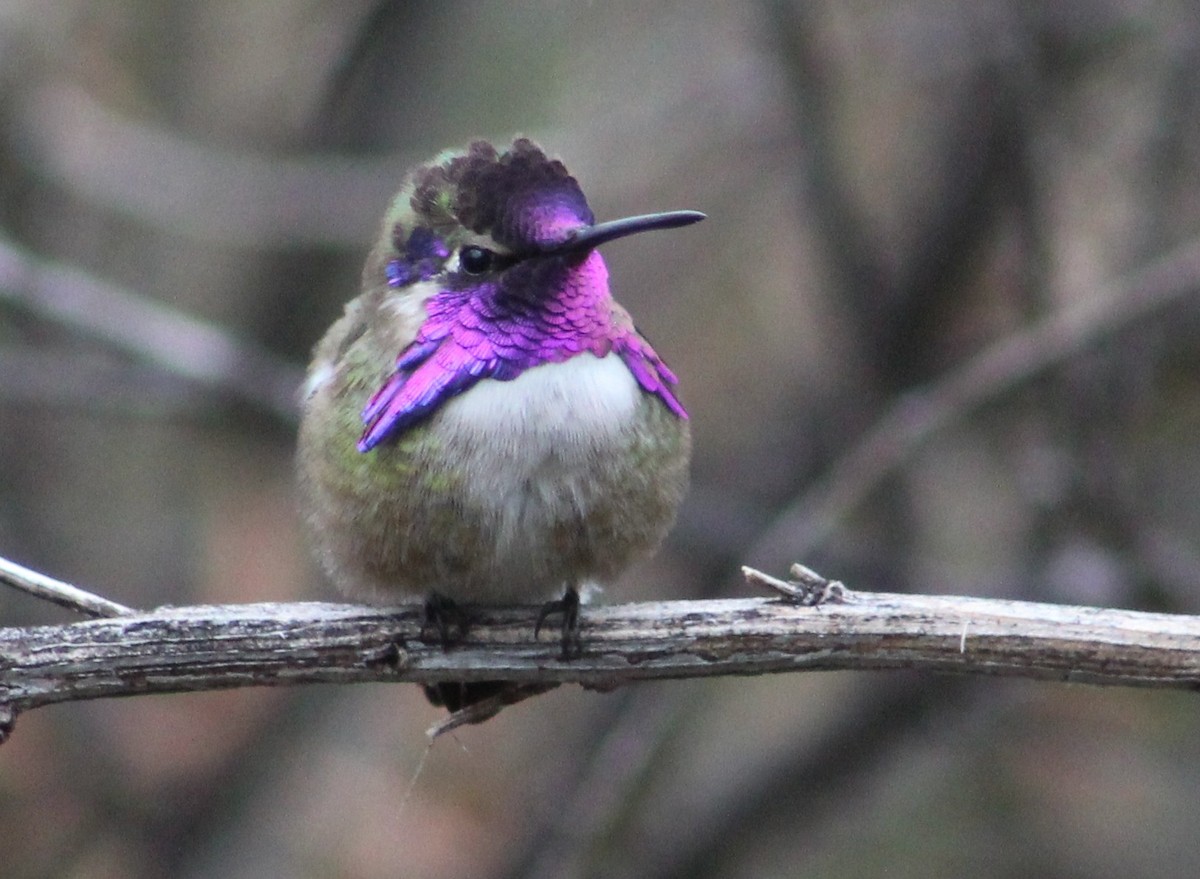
535 586 582 659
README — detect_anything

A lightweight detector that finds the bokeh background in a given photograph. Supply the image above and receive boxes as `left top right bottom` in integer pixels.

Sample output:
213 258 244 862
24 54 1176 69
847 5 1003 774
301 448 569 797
4 2 1200 877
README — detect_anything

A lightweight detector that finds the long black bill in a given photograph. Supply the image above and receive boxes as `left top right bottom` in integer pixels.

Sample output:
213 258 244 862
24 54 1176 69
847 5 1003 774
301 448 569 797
549 209 705 255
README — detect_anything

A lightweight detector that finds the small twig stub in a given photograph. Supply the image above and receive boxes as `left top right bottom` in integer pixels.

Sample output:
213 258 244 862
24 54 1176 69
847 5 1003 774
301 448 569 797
0 554 135 619
743 563 847 606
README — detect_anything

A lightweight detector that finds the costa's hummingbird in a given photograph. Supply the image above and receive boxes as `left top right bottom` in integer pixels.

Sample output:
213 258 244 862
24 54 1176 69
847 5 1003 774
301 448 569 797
296 139 701 710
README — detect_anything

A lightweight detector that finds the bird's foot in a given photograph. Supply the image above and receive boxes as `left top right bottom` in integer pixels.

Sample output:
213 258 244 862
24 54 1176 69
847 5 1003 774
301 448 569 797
535 586 582 659
421 592 469 646
419 594 510 712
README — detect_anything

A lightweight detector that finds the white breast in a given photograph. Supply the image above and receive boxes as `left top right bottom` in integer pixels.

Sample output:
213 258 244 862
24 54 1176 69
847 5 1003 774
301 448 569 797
437 352 642 543
440 351 640 467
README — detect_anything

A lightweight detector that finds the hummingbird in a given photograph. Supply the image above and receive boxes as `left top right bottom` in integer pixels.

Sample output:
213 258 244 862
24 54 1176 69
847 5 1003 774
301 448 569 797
296 138 701 712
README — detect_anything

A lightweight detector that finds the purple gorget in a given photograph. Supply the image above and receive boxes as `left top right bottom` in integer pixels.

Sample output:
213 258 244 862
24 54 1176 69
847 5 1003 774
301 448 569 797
359 249 686 452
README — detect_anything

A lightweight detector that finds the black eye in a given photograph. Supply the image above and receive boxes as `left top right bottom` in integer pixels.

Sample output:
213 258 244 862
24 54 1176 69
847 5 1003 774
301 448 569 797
460 245 494 274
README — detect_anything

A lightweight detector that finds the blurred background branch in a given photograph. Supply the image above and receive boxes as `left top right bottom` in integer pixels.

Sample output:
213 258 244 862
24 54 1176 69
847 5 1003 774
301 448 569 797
9 85 408 247
749 234 1200 569
0 231 303 422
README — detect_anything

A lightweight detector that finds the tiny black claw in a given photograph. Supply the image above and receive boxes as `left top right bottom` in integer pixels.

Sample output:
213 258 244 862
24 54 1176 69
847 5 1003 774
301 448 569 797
536 586 582 659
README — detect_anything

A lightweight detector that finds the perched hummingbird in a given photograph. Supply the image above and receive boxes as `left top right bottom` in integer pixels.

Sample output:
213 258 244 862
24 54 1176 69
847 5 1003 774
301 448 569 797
296 138 701 711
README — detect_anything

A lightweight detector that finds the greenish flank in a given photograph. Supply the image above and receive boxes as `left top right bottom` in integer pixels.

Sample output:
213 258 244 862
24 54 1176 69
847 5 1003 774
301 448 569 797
629 403 685 468
328 400 457 501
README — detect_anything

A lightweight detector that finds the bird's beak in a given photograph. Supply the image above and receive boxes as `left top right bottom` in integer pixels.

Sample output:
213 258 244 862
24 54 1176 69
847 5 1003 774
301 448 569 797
547 210 705 255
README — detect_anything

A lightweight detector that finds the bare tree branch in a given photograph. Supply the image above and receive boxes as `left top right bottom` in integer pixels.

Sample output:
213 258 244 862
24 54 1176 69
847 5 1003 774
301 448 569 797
3 567 1199 744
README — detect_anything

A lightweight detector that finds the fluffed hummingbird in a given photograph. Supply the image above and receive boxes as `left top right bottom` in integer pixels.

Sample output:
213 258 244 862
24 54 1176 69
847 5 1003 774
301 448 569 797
296 138 702 711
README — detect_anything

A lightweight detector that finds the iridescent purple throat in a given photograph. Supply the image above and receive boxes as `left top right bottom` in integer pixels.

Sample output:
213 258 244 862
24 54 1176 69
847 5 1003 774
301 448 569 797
359 251 686 452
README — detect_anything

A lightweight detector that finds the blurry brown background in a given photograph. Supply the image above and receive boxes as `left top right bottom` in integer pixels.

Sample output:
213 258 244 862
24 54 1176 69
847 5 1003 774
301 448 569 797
4 2 1200 877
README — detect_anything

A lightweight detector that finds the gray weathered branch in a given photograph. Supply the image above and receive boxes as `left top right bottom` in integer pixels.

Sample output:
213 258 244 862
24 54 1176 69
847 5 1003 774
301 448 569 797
3 578 1199 742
